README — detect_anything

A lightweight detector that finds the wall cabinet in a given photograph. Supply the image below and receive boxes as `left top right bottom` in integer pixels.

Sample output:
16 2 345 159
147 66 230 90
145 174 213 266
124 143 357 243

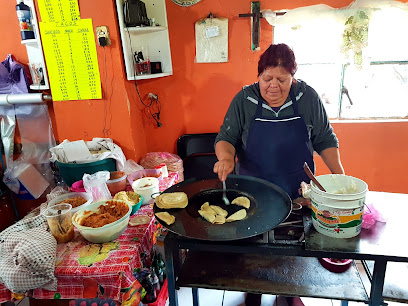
17 0 50 90
115 0 173 80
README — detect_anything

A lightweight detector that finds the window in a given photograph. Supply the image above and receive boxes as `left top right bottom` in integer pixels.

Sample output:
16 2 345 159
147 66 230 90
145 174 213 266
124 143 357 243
273 4 408 119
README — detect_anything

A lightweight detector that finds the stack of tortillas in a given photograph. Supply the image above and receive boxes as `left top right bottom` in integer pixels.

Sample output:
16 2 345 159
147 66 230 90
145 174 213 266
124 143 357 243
155 192 188 209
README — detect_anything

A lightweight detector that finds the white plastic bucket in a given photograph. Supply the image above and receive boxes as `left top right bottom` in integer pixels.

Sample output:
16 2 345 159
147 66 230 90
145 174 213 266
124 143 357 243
310 174 368 238
131 177 160 205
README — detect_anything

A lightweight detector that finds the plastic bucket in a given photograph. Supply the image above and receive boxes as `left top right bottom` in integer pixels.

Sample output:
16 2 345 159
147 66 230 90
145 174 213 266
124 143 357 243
56 158 117 187
310 174 368 238
131 177 160 205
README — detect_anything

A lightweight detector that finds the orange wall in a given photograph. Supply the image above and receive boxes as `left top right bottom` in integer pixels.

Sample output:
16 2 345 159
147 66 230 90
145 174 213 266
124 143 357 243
1 0 408 194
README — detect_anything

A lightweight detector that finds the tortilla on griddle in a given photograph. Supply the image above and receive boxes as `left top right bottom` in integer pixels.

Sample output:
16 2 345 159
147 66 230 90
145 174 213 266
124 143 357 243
155 192 188 209
213 215 226 224
155 212 176 225
201 202 216 215
231 196 250 209
210 205 228 217
226 209 247 222
199 210 216 223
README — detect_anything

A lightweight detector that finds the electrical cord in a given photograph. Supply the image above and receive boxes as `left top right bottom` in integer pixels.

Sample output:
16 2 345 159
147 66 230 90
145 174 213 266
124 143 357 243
126 30 162 127
103 45 109 136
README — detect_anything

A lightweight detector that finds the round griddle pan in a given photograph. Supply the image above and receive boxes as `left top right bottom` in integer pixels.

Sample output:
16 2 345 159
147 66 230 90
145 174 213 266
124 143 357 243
153 174 292 241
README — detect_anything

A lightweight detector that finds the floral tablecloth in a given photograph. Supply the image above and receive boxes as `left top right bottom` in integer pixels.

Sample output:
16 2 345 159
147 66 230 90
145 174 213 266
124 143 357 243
31 204 158 303
0 172 177 305
0 204 158 303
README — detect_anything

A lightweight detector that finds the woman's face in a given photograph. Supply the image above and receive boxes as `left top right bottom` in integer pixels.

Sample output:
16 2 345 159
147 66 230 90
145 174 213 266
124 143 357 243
259 66 293 107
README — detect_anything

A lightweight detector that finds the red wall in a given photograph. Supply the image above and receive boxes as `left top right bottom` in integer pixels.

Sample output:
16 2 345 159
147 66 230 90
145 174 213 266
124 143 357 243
1 0 408 194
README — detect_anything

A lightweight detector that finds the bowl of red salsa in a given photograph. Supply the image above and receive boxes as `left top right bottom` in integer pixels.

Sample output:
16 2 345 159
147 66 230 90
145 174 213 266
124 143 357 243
318 257 353 273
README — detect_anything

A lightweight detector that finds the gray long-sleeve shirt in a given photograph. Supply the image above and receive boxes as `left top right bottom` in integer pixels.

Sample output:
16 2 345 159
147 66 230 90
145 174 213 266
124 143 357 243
215 80 339 158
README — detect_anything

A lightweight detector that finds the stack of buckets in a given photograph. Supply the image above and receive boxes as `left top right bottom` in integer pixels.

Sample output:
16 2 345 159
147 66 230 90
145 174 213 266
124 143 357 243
310 174 368 238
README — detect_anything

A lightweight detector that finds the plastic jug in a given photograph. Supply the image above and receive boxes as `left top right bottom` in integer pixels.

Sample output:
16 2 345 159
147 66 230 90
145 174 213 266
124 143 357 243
16 1 35 40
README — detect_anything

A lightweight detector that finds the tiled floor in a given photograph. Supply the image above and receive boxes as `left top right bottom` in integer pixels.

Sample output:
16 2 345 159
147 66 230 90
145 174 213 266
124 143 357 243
8 261 407 306
165 261 407 306
166 287 408 306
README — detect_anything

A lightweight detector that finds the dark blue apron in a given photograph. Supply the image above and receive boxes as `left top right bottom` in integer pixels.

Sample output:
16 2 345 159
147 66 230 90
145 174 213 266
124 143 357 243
238 88 314 199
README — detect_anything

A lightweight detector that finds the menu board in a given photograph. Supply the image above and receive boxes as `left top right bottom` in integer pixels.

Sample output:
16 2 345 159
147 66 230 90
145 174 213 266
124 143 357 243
37 0 80 23
40 19 101 101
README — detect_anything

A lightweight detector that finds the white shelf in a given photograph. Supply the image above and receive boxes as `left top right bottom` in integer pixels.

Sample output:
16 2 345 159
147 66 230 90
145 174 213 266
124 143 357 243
17 0 50 90
128 72 172 80
125 26 167 34
21 39 39 45
29 84 49 90
116 0 173 81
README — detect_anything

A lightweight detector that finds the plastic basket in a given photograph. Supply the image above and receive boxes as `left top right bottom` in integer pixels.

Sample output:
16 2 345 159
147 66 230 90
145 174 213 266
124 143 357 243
148 279 168 306
56 158 116 187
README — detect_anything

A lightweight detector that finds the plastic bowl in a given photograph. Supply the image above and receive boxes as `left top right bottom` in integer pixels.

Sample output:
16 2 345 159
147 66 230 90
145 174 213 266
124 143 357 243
71 180 86 193
47 192 93 214
127 169 163 186
131 195 143 215
72 200 132 243
113 191 143 215
107 171 127 196
318 258 353 273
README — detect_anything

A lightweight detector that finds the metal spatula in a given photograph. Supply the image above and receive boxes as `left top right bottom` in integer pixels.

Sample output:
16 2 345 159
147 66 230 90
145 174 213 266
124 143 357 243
222 181 230 205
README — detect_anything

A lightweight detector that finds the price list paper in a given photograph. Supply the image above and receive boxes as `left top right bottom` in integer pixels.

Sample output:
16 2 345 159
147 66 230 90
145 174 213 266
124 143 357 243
37 0 80 23
40 19 101 101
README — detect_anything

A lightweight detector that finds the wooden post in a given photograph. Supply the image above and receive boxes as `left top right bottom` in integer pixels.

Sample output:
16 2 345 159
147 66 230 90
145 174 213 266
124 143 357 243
239 1 262 51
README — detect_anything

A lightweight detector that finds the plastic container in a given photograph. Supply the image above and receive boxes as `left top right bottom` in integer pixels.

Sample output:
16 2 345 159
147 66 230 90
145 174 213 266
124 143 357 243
148 279 168 306
130 198 143 215
107 171 127 196
132 177 160 205
310 174 368 238
114 191 143 215
155 163 168 178
72 200 132 243
318 258 353 273
43 203 74 243
47 191 93 214
71 180 86 193
16 1 35 40
56 158 116 187
127 169 163 186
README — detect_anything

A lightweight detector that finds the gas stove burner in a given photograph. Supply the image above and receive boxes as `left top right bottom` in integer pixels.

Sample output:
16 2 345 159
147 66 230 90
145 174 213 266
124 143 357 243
268 211 305 245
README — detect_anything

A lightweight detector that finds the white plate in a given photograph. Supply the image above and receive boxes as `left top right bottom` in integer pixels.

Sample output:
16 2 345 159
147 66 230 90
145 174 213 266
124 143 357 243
171 0 200 7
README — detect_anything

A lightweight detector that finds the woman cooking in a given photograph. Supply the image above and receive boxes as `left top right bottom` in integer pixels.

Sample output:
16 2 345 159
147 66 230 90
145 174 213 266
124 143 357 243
214 43 344 200
213 43 345 305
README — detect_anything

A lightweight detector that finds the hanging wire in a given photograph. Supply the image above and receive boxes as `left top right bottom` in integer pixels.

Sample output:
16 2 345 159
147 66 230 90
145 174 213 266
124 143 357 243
126 31 162 127
102 46 109 136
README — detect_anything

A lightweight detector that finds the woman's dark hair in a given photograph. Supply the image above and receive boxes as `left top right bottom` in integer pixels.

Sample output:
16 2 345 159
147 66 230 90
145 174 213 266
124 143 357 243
257 43 297 77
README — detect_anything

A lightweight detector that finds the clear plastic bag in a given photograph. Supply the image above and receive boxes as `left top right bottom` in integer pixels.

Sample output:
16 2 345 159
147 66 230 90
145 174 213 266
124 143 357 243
82 171 111 202
123 159 144 176
362 203 387 229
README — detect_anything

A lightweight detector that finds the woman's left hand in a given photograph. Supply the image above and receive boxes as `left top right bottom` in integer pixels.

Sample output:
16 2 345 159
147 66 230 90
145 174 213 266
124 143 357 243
293 181 312 208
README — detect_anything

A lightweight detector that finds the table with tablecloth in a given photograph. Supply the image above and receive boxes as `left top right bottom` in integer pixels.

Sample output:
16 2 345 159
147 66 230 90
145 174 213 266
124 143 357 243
32 204 158 303
0 173 177 304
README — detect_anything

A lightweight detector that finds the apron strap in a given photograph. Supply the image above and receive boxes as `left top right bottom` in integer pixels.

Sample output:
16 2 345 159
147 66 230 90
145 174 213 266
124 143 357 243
255 86 299 116
289 87 299 115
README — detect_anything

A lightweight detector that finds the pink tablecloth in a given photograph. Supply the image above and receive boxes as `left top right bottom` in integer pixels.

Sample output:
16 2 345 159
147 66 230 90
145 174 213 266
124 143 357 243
0 205 160 304
0 173 177 304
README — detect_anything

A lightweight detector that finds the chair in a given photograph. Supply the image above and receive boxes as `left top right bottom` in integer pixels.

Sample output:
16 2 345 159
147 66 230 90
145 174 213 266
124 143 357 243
177 133 218 180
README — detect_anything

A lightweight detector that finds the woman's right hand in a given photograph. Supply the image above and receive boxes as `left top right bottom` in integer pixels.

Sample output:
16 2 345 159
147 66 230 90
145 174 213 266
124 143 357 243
213 159 235 182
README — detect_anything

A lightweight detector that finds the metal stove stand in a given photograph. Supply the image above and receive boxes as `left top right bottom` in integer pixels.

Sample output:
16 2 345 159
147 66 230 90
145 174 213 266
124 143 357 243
164 192 408 306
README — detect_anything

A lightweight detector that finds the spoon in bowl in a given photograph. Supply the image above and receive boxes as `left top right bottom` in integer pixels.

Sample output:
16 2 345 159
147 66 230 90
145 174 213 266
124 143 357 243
303 162 326 192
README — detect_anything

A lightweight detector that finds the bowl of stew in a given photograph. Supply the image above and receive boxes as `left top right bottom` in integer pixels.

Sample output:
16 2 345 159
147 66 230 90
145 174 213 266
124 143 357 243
47 192 93 214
